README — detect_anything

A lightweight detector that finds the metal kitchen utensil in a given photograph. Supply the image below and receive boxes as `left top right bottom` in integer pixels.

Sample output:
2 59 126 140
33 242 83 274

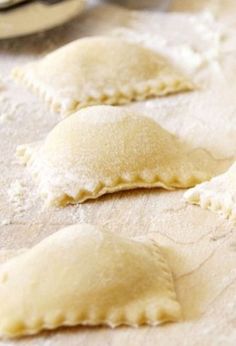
0 0 85 39
0 0 64 10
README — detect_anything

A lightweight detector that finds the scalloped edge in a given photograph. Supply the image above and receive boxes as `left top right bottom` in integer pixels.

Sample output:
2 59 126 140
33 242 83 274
16 143 209 206
0 237 181 338
12 66 194 117
184 185 236 222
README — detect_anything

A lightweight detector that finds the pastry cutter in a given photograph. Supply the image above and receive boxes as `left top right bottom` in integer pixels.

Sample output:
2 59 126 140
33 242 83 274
0 0 86 39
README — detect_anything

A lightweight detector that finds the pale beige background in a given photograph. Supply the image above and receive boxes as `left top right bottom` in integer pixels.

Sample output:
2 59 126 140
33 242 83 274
0 1 236 345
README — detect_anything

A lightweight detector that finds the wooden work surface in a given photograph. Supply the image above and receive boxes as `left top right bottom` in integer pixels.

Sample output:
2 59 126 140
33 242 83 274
0 0 236 345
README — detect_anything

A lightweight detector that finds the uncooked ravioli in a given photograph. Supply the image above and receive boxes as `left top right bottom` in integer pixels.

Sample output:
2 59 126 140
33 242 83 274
0 223 181 338
12 36 193 115
185 161 236 221
17 105 227 206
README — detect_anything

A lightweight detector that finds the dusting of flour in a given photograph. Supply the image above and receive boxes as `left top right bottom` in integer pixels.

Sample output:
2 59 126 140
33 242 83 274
0 1 236 346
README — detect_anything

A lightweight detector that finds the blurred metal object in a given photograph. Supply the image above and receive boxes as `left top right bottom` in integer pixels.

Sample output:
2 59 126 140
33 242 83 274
0 0 67 10
0 0 25 9
105 0 171 10
0 0 85 39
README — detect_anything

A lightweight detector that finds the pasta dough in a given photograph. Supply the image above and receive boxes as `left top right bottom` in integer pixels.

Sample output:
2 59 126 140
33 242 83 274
12 36 193 115
184 162 236 221
0 223 181 338
17 105 228 206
